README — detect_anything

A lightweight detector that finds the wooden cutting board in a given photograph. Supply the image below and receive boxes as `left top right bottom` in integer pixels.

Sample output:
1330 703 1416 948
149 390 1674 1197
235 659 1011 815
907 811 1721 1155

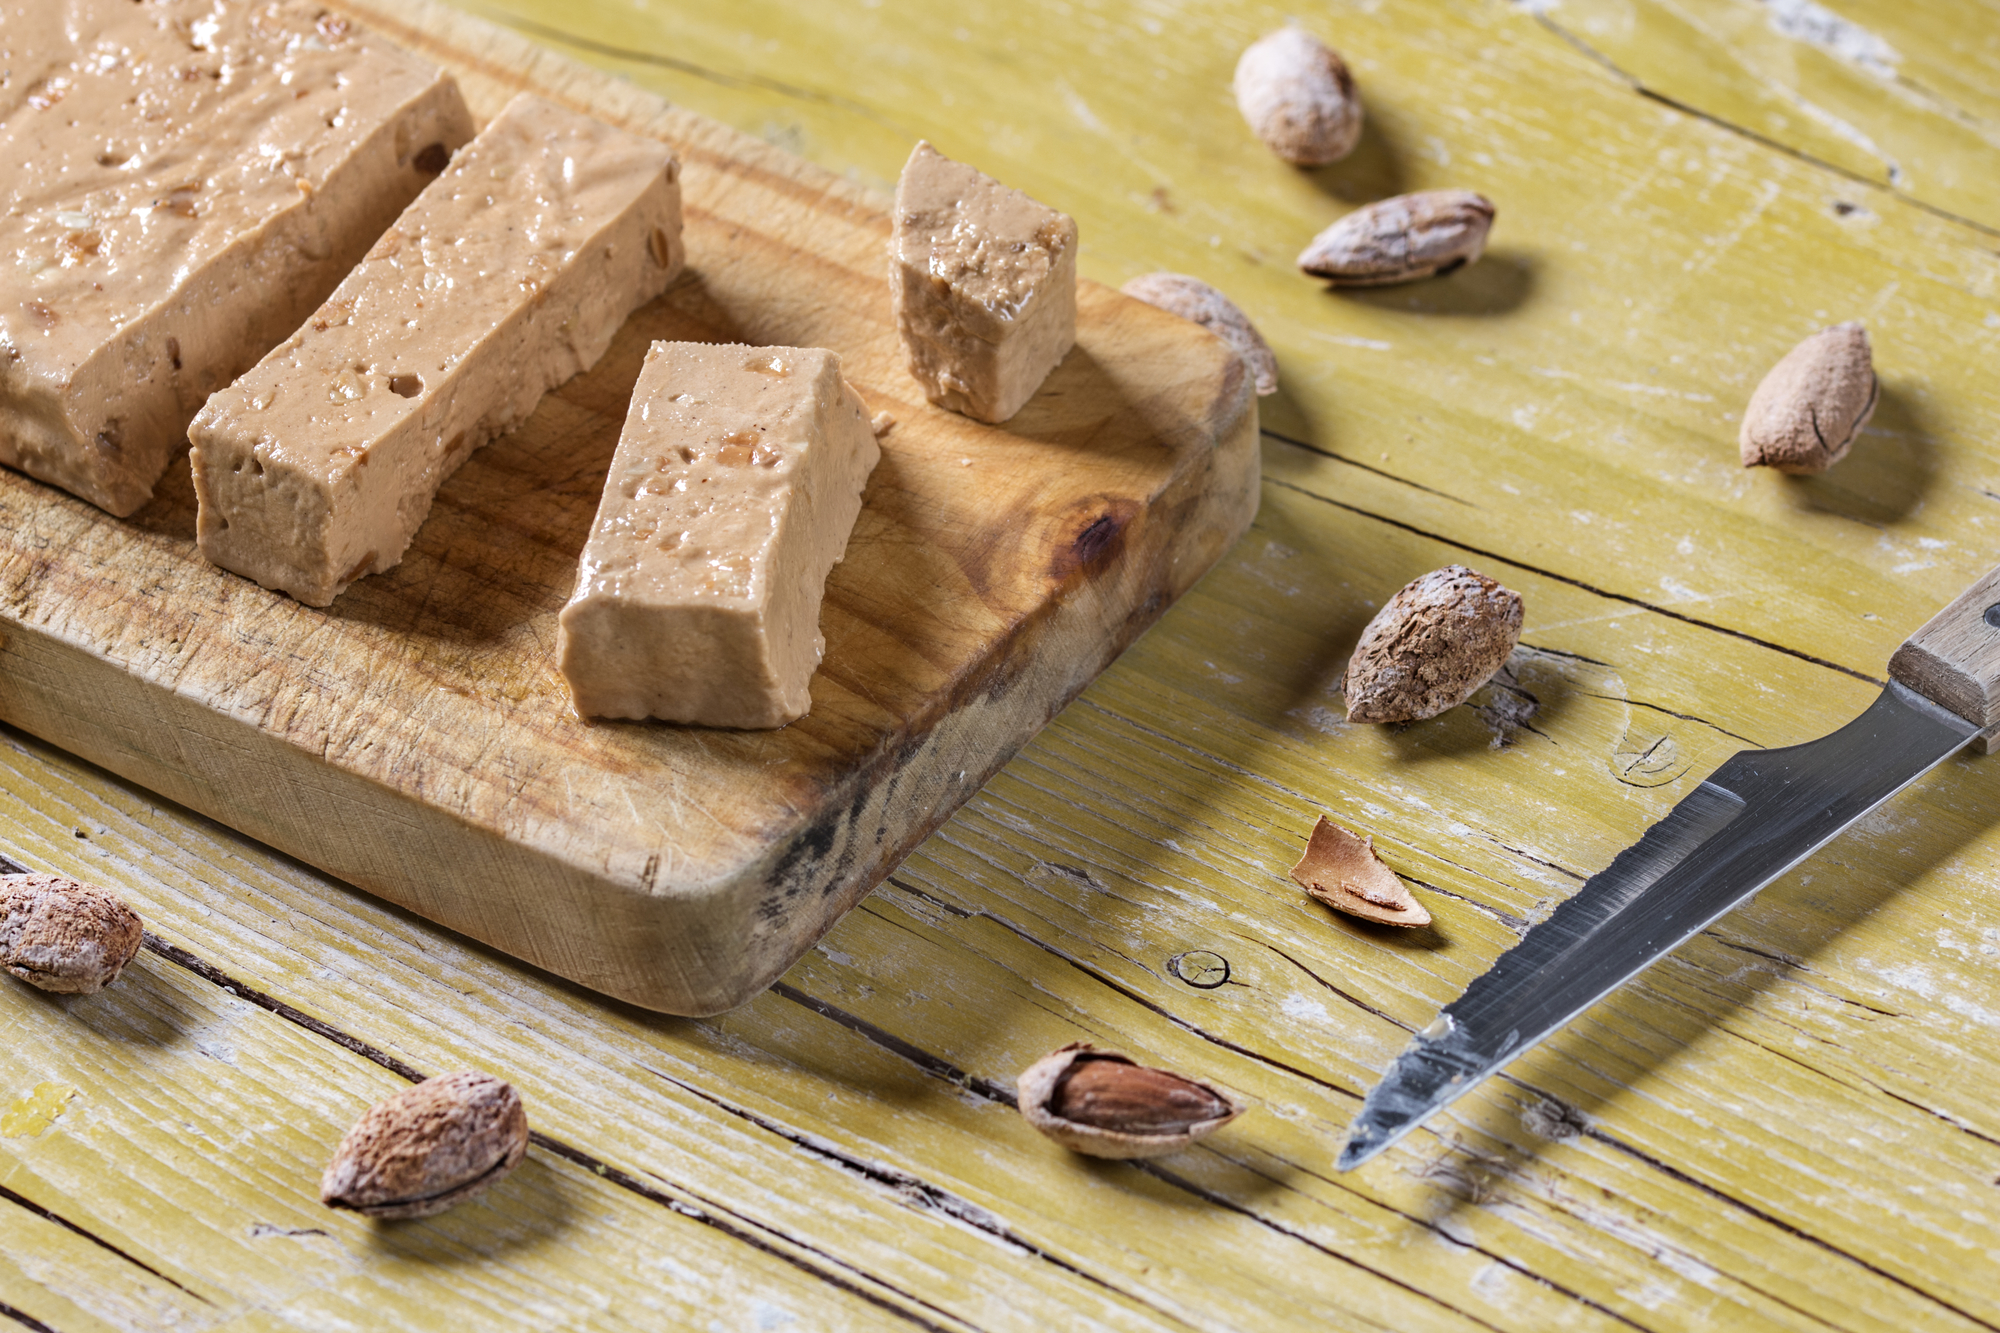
0 0 1257 1015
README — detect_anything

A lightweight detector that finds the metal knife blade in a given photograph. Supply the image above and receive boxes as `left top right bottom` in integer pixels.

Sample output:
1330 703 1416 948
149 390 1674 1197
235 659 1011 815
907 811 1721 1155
1337 679 1979 1171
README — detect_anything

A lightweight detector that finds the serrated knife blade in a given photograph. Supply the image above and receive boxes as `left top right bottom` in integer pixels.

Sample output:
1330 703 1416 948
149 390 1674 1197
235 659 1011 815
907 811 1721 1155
1337 565 2000 1172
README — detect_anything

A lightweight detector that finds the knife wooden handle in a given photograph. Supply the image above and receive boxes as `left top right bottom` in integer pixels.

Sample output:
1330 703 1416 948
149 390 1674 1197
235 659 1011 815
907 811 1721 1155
1889 564 2000 738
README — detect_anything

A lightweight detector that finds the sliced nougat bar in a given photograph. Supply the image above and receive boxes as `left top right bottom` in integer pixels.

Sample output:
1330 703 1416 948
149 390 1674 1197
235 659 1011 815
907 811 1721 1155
557 342 881 728
0 0 473 516
889 141 1078 424
189 94 685 607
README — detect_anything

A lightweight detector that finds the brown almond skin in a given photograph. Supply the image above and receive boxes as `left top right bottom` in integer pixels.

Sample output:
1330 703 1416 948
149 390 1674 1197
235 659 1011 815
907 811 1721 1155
321 1072 528 1220
0 873 143 994
1343 565 1523 724
1234 28 1363 167
1121 273 1278 396
1018 1043 1242 1159
1739 321 1877 474
1299 190 1495 286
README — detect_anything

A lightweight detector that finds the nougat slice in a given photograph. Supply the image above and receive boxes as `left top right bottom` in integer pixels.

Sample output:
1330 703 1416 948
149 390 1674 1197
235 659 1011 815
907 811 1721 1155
0 0 473 516
189 94 685 607
557 342 881 728
890 141 1078 424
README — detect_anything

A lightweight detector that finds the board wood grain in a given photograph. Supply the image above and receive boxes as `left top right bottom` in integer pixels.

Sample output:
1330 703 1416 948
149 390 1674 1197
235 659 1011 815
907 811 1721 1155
0 1 1258 1015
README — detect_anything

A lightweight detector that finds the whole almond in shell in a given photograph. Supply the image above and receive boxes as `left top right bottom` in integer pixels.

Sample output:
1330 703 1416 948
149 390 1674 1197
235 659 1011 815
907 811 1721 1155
321 1072 529 1220
0 872 143 994
1739 321 1877 474
1234 28 1363 166
1018 1042 1242 1159
1343 565 1523 724
1291 817 1431 927
1121 272 1278 395
1299 190 1494 286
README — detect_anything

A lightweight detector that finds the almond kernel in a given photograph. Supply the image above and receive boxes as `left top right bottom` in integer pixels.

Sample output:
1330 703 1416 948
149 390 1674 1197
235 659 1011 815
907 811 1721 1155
1018 1043 1242 1159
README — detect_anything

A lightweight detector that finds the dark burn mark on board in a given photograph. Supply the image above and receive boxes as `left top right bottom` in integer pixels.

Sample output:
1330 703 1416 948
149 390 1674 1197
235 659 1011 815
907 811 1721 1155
1072 514 1120 564
1048 499 1138 583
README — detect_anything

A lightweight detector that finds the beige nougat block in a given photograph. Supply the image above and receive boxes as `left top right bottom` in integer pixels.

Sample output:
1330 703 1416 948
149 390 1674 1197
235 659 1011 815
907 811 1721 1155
890 141 1078 424
0 0 473 516
557 342 881 728
189 93 685 607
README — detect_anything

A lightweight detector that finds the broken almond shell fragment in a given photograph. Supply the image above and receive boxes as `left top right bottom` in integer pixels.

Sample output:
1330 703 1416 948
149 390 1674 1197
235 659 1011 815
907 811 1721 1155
1121 272 1278 396
1739 321 1877 474
0 872 143 994
1018 1042 1242 1159
321 1072 529 1220
1343 564 1523 723
1298 190 1494 286
1234 28 1363 166
1290 817 1431 927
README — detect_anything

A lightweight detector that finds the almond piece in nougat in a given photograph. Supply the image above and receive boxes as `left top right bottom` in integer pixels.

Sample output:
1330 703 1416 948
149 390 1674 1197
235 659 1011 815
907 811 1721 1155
557 342 881 728
0 0 473 517
890 141 1077 424
189 94 685 607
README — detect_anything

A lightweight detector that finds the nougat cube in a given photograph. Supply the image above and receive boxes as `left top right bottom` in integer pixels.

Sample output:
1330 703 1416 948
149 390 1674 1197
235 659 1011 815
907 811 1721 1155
557 342 882 728
890 141 1077 424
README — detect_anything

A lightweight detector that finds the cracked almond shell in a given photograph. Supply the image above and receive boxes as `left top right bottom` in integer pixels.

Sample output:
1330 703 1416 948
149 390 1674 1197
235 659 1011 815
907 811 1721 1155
321 1072 529 1220
1290 817 1430 927
0 873 143 994
1234 28 1363 167
1299 189 1494 286
1018 1042 1242 1159
1343 565 1523 723
1121 272 1278 395
1739 321 1877 474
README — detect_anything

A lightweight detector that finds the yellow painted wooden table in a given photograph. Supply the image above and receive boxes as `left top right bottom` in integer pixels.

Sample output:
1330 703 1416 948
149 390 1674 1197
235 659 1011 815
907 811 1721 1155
6 1 2000 1329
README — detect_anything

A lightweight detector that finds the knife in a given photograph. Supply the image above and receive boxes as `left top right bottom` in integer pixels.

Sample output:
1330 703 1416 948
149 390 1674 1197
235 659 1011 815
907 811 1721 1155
1337 566 2000 1171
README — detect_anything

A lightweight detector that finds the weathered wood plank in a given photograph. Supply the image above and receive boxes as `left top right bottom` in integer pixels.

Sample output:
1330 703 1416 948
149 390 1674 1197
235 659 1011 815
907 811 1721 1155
1518 0 2000 230
6 0 2000 1326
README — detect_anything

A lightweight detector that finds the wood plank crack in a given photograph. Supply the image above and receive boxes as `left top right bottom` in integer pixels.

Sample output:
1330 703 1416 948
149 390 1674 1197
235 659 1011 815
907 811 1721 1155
1519 10 2000 241
858 899 1362 1097
776 976 1684 1330
632 1062 1200 1330
1261 429 1479 508
1229 1154 1667 1333
0 1184 210 1305
0 1300 59 1333
1130 1159 1525 1333
1259 941 1414 1036
1580 1128 2000 1331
